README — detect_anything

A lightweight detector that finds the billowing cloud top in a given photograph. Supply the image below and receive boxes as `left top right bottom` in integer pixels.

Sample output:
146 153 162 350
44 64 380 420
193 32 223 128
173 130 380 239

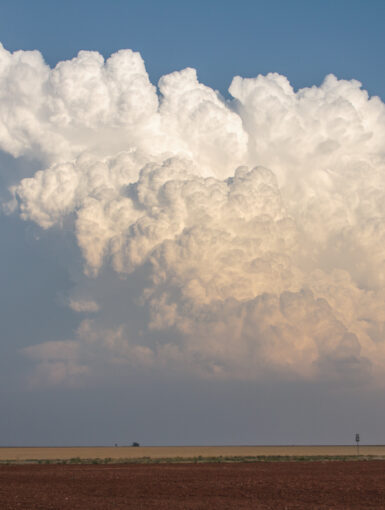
2 43 385 385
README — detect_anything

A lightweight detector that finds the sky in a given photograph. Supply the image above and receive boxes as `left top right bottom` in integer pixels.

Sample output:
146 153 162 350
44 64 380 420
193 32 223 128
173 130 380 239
1 0 385 446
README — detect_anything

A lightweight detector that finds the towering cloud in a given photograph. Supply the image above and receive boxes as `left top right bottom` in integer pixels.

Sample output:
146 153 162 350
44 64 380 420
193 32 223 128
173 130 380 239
2 43 385 385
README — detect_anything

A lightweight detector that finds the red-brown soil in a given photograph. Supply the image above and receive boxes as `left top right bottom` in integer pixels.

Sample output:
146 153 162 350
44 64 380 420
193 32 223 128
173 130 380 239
1 460 385 509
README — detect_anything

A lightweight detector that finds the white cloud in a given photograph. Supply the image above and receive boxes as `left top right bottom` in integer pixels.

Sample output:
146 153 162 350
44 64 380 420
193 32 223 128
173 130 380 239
68 299 100 313
2 44 385 385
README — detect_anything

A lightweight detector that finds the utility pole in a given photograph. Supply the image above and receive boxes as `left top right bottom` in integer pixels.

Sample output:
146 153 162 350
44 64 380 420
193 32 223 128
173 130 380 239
355 433 360 455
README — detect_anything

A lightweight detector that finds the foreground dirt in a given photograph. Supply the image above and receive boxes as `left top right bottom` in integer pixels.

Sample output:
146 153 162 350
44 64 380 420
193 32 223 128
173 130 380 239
1 461 385 509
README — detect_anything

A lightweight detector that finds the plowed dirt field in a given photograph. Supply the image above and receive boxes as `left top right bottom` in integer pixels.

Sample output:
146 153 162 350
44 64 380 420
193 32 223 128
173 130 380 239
1 460 385 509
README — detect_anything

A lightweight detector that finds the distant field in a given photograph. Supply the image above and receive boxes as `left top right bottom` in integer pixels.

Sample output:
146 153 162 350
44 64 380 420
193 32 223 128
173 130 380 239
1 445 385 463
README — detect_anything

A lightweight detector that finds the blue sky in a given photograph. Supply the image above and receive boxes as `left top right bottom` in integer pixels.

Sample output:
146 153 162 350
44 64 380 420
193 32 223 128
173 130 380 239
1 0 385 446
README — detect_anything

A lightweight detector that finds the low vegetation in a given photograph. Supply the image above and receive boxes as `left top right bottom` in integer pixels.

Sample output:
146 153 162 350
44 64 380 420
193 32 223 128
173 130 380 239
1 454 385 465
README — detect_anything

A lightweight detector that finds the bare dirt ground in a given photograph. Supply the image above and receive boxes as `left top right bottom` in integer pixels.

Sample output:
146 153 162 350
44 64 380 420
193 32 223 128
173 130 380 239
1 460 385 509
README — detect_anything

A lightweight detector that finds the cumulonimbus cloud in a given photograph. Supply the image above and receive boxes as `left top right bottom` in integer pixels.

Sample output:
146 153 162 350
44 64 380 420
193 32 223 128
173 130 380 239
2 43 385 384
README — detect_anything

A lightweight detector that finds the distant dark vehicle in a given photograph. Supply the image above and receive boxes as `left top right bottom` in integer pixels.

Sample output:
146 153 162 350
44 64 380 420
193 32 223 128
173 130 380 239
132 442 140 447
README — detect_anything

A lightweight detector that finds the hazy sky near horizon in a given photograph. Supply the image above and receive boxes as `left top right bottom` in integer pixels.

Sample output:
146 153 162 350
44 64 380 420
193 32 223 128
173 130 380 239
1 0 385 446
